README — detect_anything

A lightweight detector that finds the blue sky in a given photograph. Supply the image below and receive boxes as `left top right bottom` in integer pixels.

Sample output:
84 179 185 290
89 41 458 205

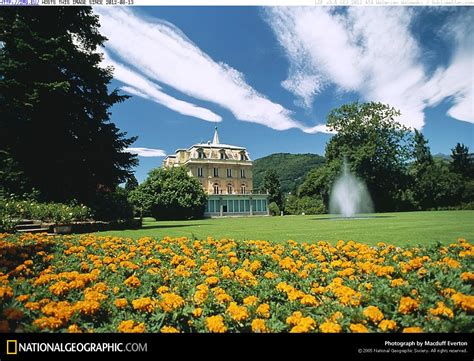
94 7 473 182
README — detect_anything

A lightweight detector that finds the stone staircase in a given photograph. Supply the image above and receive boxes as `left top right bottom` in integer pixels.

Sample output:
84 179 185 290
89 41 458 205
15 220 51 234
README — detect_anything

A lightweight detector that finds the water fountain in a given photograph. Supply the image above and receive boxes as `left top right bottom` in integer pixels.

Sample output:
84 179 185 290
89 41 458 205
329 160 374 218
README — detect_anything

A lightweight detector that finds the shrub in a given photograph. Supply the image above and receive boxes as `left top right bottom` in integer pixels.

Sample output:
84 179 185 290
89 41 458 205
297 196 326 215
0 198 91 225
268 202 280 216
90 188 134 221
129 167 207 220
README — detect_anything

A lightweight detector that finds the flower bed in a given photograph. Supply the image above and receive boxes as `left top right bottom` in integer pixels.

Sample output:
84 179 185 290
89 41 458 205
0 233 472 333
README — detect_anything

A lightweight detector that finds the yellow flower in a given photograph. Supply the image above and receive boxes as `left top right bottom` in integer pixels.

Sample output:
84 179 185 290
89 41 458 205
67 324 82 333
290 316 316 333
124 275 141 288
205 276 219 286
251 319 268 333
451 293 474 313
300 294 319 306
264 271 277 279
156 286 169 294
429 301 454 319
363 306 384 323
192 308 203 318
33 317 64 330
378 319 397 332
226 302 249 322
460 272 474 283
159 293 185 312
390 278 406 287
350 323 369 333
398 297 420 314
161 326 180 333
206 315 227 333
402 326 423 333
256 303 270 319
243 296 259 306
16 294 30 302
319 321 342 333
132 297 156 313
75 300 101 316
114 298 128 309
117 320 145 333
286 311 303 326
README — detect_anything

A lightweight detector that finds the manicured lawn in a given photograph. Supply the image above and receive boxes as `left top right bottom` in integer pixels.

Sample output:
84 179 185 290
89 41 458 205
97 210 474 246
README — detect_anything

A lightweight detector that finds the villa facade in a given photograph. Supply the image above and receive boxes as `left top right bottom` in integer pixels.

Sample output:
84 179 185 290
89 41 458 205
163 128 269 217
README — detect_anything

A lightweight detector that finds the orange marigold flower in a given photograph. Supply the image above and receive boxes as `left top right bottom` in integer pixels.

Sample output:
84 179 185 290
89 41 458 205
206 315 227 333
67 324 82 333
378 319 397 332
363 306 384 323
429 301 454 319
251 319 268 333
451 293 474 313
161 326 180 333
124 275 141 288
132 297 156 313
243 296 259 306
226 302 249 322
159 293 185 312
192 308 203 318
114 298 128 309
256 303 270 319
319 321 342 333
117 320 145 333
391 278 406 287
402 326 423 333
33 317 64 330
398 297 420 314
350 323 369 333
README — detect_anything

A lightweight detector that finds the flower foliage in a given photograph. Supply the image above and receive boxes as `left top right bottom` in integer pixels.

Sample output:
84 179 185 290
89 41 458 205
0 233 472 333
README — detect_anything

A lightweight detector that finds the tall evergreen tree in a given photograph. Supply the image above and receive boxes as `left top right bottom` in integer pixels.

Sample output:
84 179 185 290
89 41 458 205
450 143 473 179
262 169 283 209
0 7 137 203
125 174 139 193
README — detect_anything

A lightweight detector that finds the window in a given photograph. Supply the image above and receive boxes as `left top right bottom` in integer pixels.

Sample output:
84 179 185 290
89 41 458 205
240 169 245 178
240 152 247 161
220 151 227 160
227 184 232 194
213 168 219 177
197 167 203 177
197 149 205 159
226 169 232 178
241 184 246 194
213 183 219 194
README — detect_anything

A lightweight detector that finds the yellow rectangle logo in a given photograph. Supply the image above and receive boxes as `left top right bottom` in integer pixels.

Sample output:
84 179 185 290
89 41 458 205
6 340 17 355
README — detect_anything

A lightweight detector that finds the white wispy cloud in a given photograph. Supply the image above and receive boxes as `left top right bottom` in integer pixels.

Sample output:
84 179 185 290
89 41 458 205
264 7 473 129
101 52 222 122
96 7 329 134
126 147 167 157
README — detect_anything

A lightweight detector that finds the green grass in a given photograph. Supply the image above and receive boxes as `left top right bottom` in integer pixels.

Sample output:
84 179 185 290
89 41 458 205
96 210 474 246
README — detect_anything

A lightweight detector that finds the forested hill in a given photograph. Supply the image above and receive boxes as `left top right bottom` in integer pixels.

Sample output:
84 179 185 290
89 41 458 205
253 153 325 194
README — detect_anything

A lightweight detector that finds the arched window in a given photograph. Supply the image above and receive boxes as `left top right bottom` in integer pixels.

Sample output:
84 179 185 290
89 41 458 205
220 149 227 160
241 184 246 194
197 148 205 159
227 184 233 194
213 183 219 195
240 151 248 161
